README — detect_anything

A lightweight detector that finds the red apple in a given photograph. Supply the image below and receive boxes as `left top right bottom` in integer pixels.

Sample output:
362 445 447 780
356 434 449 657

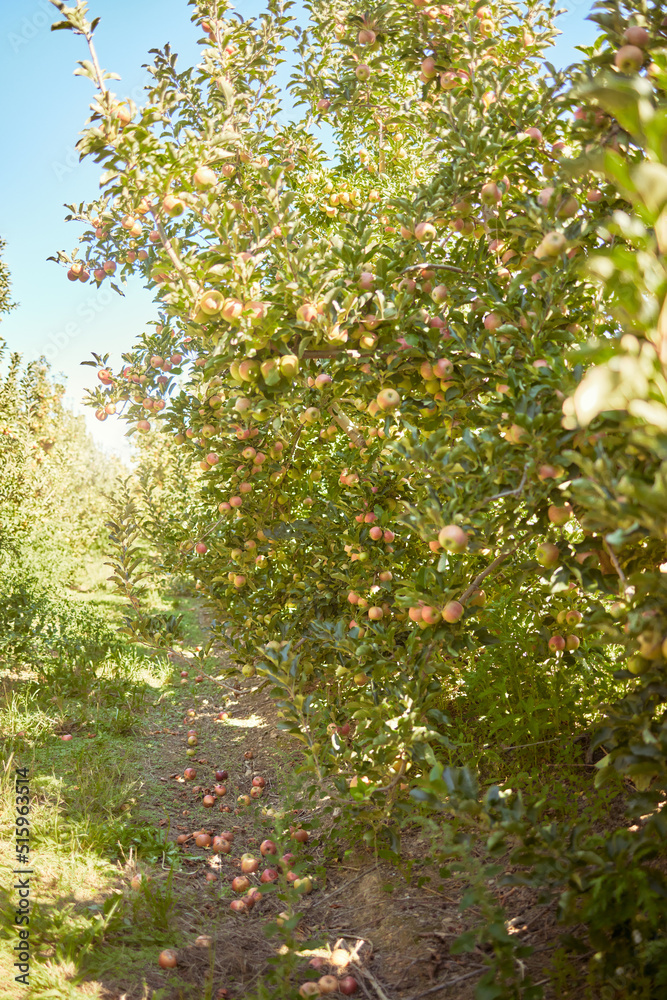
184 768 197 780
442 601 464 623
615 44 644 72
231 876 251 893
260 839 277 856
241 854 259 873
624 26 649 48
260 868 278 883
339 976 360 995
229 898 248 913
158 948 178 969
212 836 232 854
438 524 468 552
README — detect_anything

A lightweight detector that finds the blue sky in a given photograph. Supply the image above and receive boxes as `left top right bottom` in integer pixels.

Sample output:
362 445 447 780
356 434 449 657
0 0 597 460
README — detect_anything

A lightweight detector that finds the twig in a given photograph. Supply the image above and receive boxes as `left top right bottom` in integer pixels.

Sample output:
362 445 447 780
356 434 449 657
329 402 366 448
403 968 485 1000
375 758 407 793
401 263 465 275
602 537 629 595
468 466 528 514
459 531 535 605
354 966 393 1000
151 211 201 298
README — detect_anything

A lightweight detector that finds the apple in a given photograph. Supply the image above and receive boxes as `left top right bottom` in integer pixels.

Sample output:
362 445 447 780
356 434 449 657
548 635 566 653
565 635 580 651
203 795 216 808
299 985 321 999
624 26 649 48
356 64 371 81
252 776 266 788
187 735 198 745
537 187 554 208
615 44 644 73
245 888 262 909
229 899 248 913
469 589 486 607
184 768 197 780
193 165 217 188
237 794 251 806
232 876 251 893
212 836 232 854
442 601 464 623
241 853 259 873
538 464 559 480
376 388 400 411
566 610 583 625
158 949 178 969
339 976 360 995
294 876 313 893
220 830 234 842
358 271 375 289
421 606 440 625
293 828 309 844
536 542 560 568
163 194 185 217
244 750 254 760
438 525 468 552
483 312 502 331
61 734 73 741
250 786 263 799
205 872 217 882
480 182 502 205
260 867 278 883
421 56 437 79
415 221 436 241
318 976 339 994
260 839 277 856
368 606 384 620
535 232 567 258
548 504 573 525
195 833 211 847
524 126 543 143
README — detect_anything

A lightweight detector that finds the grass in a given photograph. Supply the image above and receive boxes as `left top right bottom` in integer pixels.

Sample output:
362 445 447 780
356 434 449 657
0 559 655 1000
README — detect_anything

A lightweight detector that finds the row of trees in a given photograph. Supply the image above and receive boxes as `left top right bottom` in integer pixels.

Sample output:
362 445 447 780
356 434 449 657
49 0 667 994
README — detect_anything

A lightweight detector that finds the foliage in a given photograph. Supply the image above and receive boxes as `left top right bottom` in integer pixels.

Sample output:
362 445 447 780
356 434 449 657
49 0 667 994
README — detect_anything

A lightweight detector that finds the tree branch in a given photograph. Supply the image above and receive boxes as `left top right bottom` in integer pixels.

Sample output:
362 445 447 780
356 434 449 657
459 532 535 605
602 537 630 595
467 466 528 514
328 402 365 448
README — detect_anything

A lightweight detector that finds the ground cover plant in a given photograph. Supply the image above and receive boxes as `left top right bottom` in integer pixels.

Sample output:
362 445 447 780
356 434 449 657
2 0 667 997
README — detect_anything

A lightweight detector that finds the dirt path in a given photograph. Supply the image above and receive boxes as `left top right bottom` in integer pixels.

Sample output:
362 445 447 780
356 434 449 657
95 610 568 1000
1 595 576 1000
